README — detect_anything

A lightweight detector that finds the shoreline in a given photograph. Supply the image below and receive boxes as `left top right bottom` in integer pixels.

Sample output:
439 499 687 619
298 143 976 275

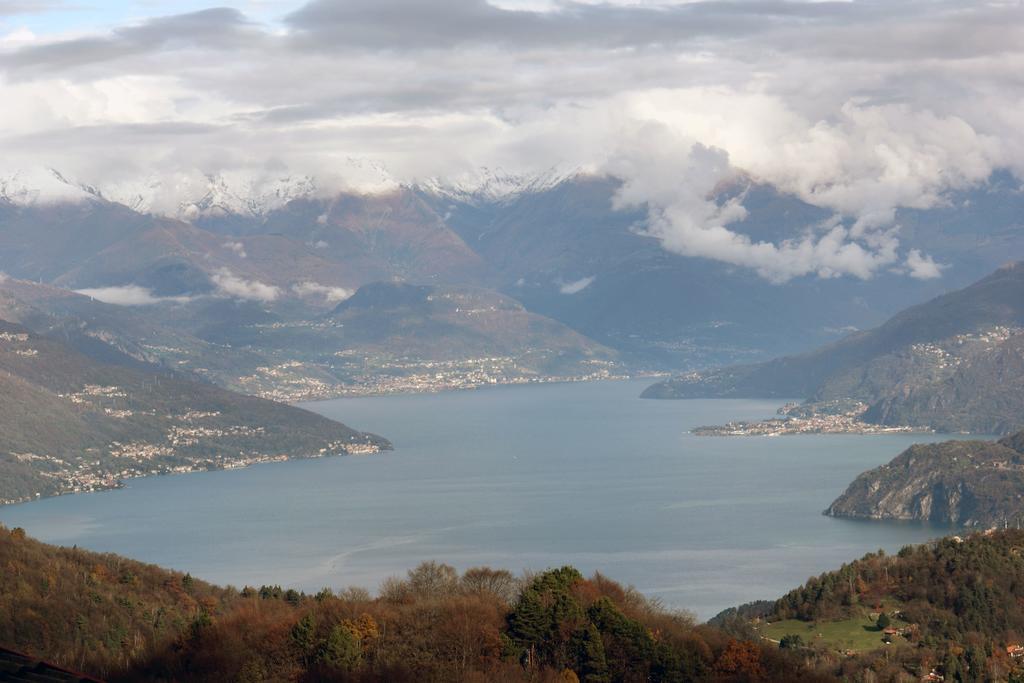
0 444 385 509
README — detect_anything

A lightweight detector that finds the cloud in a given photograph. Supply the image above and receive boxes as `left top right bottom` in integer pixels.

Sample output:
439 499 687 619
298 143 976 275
604 109 954 282
222 241 247 258
292 281 353 303
0 9 258 77
905 249 944 280
210 269 280 302
559 276 594 295
284 0 867 52
0 271 8 283
74 285 190 306
0 2 63 16
0 1 1021 281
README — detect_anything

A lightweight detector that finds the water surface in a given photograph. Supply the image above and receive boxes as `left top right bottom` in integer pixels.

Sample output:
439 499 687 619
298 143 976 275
0 379 967 619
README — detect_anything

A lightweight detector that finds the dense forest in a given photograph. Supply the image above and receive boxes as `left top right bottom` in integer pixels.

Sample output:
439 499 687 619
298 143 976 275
746 530 1024 682
0 525 821 682
16 521 1024 682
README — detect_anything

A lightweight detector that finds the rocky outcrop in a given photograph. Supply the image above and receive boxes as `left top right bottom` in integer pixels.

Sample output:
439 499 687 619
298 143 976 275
825 432 1024 527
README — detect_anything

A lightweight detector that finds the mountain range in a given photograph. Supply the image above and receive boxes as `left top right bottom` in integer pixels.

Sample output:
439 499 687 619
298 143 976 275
1 166 1022 392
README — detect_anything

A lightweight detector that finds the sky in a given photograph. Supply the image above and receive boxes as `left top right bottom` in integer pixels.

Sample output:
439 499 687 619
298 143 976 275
1 0 1022 282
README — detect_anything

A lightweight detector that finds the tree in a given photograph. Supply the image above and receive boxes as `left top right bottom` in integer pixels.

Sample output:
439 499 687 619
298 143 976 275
290 614 317 663
408 561 459 599
320 624 361 670
714 640 767 682
574 624 610 683
461 566 518 603
877 613 891 631
779 634 804 650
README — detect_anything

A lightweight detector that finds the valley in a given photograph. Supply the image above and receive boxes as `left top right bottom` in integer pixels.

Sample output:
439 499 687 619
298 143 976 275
2 2 1023 682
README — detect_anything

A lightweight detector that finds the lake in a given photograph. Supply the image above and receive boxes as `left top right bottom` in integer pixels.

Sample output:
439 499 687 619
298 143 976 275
0 379 968 619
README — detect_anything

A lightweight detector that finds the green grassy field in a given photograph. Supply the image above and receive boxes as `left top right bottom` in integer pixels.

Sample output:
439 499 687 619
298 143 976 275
759 614 911 653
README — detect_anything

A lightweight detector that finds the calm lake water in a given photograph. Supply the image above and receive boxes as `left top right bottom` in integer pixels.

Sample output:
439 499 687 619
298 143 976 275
0 379 970 619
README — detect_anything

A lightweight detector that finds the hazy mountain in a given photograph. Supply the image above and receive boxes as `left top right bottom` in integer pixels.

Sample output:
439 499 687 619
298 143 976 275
2 167 1023 379
326 281 617 366
421 173 1024 368
644 263 1024 434
208 281 622 400
0 319 388 505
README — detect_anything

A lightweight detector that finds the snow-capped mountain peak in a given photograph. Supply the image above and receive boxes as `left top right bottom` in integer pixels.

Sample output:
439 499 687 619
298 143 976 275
180 172 318 219
416 165 584 206
0 162 582 219
0 167 103 206
100 171 318 219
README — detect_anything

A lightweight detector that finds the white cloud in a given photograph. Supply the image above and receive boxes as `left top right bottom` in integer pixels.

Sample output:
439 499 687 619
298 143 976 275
0 271 8 283
223 240 247 258
905 249 944 280
292 281 353 303
211 269 280 302
0 2 1020 281
74 284 189 306
559 276 595 295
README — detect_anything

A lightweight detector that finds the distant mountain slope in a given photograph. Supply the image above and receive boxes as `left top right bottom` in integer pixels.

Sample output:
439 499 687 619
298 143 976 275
0 275 620 401
644 263 1024 434
0 277 284 396
202 188 488 286
212 281 623 398
825 431 1024 526
423 174 1024 369
0 319 388 505
327 281 615 362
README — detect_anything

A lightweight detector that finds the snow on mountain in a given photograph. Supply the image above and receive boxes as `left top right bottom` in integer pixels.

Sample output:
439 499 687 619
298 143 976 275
416 165 584 205
99 171 318 219
0 168 102 206
0 162 579 218
182 172 318 219
87 158 400 218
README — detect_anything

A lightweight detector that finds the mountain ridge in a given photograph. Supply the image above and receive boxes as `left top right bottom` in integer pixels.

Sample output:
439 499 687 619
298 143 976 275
643 263 1024 434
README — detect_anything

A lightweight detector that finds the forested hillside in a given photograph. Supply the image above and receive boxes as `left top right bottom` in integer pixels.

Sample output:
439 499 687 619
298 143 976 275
758 530 1024 681
0 526 822 683
0 525 238 680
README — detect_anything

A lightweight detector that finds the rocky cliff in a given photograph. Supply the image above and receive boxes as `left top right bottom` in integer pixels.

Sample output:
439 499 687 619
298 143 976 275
825 431 1024 527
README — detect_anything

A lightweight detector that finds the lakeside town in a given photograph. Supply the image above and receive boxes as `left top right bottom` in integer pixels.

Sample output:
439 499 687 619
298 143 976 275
231 355 629 401
692 401 929 436
1 436 383 507
0 384 384 507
